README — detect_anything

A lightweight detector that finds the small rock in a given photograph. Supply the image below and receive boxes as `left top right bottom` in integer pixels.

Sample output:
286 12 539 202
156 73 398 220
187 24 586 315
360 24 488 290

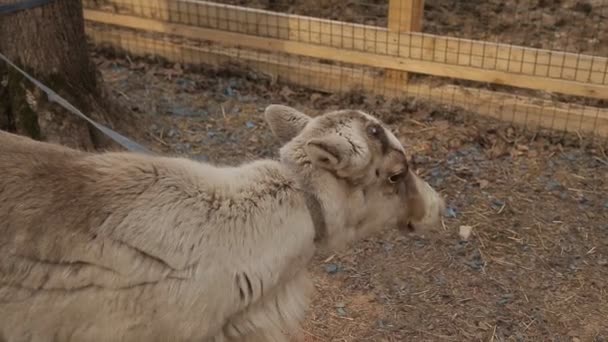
237 95 257 103
453 241 468 256
246 71 258 81
194 155 209 162
324 263 339 274
498 293 514 306
245 121 256 129
466 259 484 271
430 168 442 178
564 152 578 161
110 65 125 72
434 274 446 286
491 198 505 208
170 106 196 117
431 177 444 187
429 168 444 187
174 143 191 153
176 79 196 92
446 155 457 165
465 250 485 271
540 12 558 27
459 225 473 241
224 86 235 97
414 239 426 248
444 206 457 218
478 179 489 189
167 129 178 138
545 180 563 192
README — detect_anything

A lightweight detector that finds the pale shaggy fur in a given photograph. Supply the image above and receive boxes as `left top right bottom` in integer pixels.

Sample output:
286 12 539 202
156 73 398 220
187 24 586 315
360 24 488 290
0 104 444 342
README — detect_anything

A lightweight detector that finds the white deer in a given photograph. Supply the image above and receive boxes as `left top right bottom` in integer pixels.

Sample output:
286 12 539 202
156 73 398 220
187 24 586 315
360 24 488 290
0 104 444 341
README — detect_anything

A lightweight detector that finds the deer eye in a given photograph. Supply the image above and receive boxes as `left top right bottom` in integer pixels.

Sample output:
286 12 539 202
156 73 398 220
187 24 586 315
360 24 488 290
367 124 382 137
388 171 405 184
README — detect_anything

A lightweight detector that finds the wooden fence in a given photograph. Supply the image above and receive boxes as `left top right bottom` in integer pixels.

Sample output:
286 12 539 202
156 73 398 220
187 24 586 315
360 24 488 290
81 0 608 138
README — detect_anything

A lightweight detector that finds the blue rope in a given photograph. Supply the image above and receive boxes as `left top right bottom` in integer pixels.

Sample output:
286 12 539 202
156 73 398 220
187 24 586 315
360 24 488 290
0 52 155 155
0 0 56 15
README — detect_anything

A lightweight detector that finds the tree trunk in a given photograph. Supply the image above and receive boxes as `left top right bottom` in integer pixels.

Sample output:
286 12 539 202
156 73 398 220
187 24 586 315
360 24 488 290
0 0 133 151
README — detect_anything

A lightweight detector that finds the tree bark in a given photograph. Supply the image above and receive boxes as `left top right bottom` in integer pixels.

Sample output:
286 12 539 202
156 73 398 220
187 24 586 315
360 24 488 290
0 0 133 150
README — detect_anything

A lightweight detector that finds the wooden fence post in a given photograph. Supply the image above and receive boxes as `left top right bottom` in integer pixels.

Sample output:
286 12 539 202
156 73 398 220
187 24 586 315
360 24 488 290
385 0 424 87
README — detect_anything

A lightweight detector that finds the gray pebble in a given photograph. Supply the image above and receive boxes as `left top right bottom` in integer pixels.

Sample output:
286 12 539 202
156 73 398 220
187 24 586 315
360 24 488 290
324 263 339 274
444 206 457 218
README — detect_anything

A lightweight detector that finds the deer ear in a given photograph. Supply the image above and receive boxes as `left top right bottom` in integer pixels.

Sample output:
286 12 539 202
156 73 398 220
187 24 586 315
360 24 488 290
304 135 350 170
264 104 311 143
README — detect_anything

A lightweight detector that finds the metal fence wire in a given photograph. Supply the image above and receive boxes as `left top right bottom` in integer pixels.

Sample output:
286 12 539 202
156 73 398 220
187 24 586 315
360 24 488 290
82 0 608 140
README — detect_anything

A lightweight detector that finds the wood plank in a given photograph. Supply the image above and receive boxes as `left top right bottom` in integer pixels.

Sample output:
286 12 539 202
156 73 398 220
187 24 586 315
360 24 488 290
82 0 608 89
85 24 608 138
411 0 424 32
83 10 608 100
387 0 424 33
385 0 425 85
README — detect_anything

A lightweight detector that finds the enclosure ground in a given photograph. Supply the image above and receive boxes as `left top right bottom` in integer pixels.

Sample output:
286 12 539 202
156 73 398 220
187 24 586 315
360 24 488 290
95 53 607 341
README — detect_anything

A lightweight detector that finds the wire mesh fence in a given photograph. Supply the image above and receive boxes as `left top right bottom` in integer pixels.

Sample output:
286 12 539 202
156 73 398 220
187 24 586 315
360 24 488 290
82 0 608 141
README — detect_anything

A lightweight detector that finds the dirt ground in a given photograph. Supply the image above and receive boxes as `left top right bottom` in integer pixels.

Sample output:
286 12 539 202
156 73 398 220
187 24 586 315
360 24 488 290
93 51 608 341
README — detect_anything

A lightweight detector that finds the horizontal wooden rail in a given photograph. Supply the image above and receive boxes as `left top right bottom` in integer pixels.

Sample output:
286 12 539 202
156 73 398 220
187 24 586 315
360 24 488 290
83 9 608 100
86 24 608 137
83 0 608 88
